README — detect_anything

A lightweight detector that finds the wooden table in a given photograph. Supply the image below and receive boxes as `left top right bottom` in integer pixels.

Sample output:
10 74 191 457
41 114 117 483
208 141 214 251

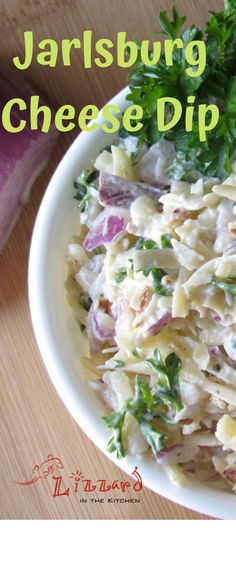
0 0 222 519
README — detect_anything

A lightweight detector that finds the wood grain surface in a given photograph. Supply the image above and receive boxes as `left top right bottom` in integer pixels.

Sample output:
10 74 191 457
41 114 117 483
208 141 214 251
0 0 222 520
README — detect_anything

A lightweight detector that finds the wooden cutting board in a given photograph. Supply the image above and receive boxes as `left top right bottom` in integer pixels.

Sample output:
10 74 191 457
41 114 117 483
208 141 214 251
0 0 222 520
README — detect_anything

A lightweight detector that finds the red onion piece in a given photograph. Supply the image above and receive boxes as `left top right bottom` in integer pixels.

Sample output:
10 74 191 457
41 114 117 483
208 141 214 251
0 67 59 251
99 172 168 208
156 443 199 465
83 208 128 252
223 467 236 483
211 313 221 323
209 346 236 370
209 345 236 368
136 139 175 186
209 347 221 358
91 308 115 340
147 311 172 335
156 444 184 463
87 300 115 349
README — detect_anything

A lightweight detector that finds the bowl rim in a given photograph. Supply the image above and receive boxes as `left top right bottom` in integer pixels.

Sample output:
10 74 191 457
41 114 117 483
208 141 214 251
28 86 236 520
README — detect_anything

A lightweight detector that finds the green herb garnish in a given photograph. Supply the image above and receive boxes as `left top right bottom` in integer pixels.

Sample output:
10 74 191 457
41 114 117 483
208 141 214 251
103 349 182 459
160 234 173 248
142 268 151 277
210 277 236 296
74 169 99 212
141 267 173 294
102 376 168 459
113 360 126 369
151 268 173 296
103 403 129 459
123 1 236 180
115 268 127 283
79 291 92 311
132 348 141 359
146 348 183 411
139 420 167 454
135 238 158 250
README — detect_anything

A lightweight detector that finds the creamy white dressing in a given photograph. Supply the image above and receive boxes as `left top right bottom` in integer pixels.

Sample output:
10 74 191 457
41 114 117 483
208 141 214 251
67 139 236 491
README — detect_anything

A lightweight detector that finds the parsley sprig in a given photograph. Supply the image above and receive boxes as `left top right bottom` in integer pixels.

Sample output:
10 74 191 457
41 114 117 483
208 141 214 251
146 348 183 411
123 0 236 180
103 348 182 459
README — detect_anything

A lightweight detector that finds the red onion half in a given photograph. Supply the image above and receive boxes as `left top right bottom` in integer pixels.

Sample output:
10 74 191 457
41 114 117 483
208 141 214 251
0 67 59 250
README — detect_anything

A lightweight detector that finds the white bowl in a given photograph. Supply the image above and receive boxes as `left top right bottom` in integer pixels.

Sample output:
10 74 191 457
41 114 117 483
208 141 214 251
28 87 236 520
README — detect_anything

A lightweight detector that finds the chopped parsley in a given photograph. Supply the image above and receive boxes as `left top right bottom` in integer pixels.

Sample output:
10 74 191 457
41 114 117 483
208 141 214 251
103 377 167 459
132 348 141 359
151 268 173 296
103 348 182 459
79 291 92 311
135 238 158 250
210 277 236 296
115 268 127 283
74 169 99 212
113 360 126 369
160 234 173 248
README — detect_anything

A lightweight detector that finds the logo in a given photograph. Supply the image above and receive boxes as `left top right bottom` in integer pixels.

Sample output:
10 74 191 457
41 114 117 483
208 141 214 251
14 454 143 502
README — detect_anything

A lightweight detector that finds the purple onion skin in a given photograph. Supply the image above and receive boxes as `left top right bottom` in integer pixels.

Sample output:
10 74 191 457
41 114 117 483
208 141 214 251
209 347 221 358
0 66 59 250
147 312 172 335
99 172 168 208
91 308 115 341
83 213 126 252
156 444 184 461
